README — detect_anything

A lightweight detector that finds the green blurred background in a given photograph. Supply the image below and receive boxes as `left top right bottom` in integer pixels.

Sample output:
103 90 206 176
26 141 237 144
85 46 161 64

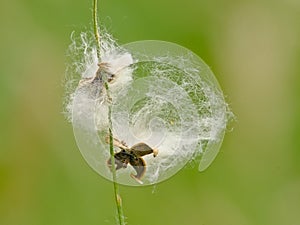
1 0 300 224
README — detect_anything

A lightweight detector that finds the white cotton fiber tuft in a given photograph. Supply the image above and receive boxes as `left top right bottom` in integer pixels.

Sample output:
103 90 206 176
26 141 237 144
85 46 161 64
65 32 232 186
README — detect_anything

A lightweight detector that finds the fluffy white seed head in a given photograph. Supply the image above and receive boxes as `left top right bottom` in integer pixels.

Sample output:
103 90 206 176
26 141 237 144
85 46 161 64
65 31 232 186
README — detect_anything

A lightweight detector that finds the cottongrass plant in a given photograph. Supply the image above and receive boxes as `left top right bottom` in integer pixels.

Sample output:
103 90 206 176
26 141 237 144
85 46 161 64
65 0 233 224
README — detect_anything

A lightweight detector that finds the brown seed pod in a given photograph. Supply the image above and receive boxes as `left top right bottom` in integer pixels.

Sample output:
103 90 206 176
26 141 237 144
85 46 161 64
106 136 158 184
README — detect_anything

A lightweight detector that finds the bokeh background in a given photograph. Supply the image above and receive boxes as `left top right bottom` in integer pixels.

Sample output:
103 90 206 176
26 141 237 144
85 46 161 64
1 0 300 225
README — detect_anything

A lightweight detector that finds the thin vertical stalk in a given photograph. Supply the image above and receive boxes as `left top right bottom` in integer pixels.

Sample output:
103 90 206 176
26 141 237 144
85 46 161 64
105 83 125 225
93 0 101 59
92 1 125 225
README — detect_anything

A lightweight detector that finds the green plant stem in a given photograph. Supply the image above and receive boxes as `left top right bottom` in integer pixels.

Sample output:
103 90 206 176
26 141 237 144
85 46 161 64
93 0 101 59
105 83 125 225
93 1 125 225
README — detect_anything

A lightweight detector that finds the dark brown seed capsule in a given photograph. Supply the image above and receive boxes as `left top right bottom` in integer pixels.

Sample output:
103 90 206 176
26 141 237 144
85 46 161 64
106 136 158 184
